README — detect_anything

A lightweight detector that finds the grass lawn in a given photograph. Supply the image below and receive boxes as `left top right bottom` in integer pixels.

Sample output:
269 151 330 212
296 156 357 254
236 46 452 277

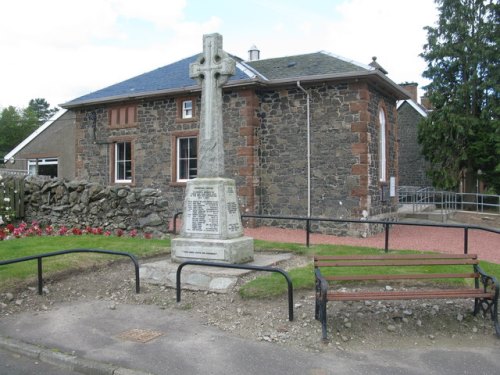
241 242 500 299
1 236 499 299
0 236 170 290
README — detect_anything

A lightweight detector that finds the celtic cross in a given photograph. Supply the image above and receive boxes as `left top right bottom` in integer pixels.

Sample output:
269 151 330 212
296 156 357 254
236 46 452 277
189 33 235 178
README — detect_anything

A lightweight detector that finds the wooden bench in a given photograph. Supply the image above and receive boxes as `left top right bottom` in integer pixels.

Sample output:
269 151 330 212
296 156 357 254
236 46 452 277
314 254 499 340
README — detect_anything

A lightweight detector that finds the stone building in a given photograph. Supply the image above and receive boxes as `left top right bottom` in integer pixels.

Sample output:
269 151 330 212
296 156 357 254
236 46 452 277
397 83 432 188
61 49 409 234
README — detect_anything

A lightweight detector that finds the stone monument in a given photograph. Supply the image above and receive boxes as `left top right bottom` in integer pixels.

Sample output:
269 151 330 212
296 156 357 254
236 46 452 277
171 33 254 264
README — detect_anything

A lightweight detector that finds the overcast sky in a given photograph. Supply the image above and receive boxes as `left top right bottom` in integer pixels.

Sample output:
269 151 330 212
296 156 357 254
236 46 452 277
0 0 438 110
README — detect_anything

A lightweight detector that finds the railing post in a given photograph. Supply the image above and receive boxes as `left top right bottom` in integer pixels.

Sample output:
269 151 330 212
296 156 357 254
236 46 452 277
37 257 43 295
384 222 390 253
306 218 311 248
464 227 469 254
172 212 182 234
176 261 294 321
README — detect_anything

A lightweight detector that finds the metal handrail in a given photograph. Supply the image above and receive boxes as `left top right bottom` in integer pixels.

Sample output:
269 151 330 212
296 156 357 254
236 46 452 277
398 186 500 214
176 260 294 321
0 248 140 295
171 212 499 253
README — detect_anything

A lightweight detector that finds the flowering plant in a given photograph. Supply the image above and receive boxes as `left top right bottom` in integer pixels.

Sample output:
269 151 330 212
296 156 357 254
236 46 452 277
0 221 152 241
0 176 14 225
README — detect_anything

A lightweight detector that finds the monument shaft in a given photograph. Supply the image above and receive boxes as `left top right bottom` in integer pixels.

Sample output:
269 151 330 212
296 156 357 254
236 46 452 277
172 33 254 264
189 33 235 178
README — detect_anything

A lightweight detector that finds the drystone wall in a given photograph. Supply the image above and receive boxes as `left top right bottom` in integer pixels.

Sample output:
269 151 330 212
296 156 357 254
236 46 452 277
21 176 171 237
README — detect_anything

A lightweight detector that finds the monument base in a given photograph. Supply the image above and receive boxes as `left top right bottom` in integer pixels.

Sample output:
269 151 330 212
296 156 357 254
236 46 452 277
171 236 254 264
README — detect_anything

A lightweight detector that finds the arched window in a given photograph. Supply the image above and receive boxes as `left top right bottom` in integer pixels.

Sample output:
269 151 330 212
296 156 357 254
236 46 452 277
378 108 387 182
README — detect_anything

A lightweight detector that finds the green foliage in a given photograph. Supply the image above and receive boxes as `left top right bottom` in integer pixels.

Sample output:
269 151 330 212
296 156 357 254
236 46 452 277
240 245 500 299
0 235 170 290
26 98 59 124
418 0 500 192
0 98 59 160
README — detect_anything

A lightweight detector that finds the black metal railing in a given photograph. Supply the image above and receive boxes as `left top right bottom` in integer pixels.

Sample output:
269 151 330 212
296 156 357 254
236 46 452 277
176 260 294 321
0 248 140 295
171 212 499 254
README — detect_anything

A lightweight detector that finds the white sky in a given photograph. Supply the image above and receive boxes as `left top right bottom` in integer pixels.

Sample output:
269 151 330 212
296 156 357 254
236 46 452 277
0 0 438 109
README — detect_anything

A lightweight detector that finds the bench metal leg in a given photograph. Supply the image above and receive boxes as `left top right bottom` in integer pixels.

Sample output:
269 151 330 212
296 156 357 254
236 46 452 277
317 293 328 341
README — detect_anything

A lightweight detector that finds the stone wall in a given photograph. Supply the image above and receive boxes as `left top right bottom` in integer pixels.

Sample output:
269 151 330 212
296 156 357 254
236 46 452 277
71 81 399 237
75 91 257 219
397 102 432 187
255 81 399 235
22 176 171 237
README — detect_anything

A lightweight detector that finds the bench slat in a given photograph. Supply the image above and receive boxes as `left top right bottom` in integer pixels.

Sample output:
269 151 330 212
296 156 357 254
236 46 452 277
323 272 479 281
315 259 478 267
327 289 493 301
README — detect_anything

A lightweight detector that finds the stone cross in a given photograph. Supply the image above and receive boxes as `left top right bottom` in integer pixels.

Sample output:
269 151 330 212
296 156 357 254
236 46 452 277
189 33 235 178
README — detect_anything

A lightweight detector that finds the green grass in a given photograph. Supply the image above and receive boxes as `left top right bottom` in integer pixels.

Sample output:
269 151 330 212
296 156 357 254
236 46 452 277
2 236 499 300
240 242 500 299
0 235 170 290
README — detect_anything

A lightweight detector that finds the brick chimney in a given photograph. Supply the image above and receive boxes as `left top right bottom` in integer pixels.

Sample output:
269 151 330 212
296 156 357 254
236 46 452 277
420 95 433 110
400 82 418 102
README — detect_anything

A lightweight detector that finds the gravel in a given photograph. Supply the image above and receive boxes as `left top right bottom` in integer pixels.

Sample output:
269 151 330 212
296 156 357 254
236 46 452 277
1 254 498 353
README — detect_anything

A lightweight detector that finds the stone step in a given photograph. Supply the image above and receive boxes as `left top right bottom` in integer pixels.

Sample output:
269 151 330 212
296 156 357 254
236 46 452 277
140 253 293 293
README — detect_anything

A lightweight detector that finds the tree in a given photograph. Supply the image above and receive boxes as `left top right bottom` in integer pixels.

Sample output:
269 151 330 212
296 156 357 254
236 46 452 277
0 106 24 159
25 98 59 124
418 0 499 193
0 99 58 161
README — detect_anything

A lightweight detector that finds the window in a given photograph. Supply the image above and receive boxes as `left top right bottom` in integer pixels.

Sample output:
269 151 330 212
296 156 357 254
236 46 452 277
109 105 137 127
28 158 58 178
182 100 193 119
176 97 196 122
177 136 198 181
378 108 387 182
115 142 132 183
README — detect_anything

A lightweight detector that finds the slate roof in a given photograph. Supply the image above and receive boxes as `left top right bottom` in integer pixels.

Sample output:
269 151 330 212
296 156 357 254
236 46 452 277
245 52 370 80
397 99 428 118
62 50 406 108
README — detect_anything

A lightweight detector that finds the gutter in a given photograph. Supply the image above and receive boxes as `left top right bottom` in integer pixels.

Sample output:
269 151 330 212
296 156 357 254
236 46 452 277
61 70 409 109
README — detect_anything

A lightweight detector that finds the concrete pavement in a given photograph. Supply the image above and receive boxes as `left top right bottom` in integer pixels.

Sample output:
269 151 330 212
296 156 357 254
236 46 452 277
1 300 499 375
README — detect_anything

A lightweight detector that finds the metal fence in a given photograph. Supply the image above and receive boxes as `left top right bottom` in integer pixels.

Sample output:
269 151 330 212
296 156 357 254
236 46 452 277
171 212 499 254
398 186 500 214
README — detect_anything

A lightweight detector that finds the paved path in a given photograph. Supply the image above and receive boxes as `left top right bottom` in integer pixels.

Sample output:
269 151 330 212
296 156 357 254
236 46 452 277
245 223 500 263
1 300 499 375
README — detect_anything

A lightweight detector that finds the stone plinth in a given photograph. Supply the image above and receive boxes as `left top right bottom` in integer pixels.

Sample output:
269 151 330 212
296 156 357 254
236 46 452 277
171 177 254 264
141 253 292 293
171 236 254 264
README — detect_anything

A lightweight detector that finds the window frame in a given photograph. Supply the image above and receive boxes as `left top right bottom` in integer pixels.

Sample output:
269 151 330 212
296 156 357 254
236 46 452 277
182 100 193 119
112 140 134 184
176 97 197 122
378 107 388 183
27 158 58 177
171 131 198 184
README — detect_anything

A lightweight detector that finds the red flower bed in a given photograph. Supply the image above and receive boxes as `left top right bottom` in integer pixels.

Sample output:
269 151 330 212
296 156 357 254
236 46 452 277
0 221 152 241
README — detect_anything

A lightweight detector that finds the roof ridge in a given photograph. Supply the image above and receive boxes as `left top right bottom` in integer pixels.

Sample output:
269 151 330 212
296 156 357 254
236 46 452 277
319 51 374 71
236 60 269 81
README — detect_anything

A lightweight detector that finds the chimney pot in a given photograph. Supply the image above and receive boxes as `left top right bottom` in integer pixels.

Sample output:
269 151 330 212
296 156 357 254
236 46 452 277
248 45 260 61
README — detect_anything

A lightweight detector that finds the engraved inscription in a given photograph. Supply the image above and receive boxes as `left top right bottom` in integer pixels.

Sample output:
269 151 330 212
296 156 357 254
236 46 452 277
185 186 221 234
225 184 242 234
177 247 224 260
